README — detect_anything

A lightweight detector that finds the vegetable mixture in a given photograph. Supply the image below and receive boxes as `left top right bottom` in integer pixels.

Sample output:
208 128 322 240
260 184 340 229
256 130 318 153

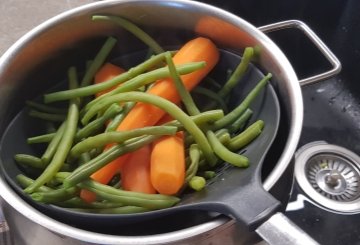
14 15 272 214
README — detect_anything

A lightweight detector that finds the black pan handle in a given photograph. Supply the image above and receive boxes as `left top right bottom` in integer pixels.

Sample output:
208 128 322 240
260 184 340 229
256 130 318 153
256 212 320 245
216 180 319 244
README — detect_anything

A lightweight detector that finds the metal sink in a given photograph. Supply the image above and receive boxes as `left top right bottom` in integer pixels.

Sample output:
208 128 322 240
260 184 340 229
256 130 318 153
203 0 360 152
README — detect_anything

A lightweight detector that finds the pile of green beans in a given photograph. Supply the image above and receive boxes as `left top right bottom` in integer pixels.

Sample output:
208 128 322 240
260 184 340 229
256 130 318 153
13 14 272 214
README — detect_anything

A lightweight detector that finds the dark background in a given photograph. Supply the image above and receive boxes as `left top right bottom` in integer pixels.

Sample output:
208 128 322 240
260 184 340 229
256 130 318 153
199 0 360 154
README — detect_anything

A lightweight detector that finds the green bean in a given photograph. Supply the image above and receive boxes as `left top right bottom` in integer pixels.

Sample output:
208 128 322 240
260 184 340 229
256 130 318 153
185 128 231 172
216 131 231 145
105 102 135 132
218 47 254 98
214 128 229 137
54 171 71 180
25 67 80 194
165 109 224 130
85 59 93 71
211 73 272 130
14 154 48 169
28 110 66 122
80 36 117 87
206 130 249 167
202 171 216 179
192 86 229 112
164 52 200 115
48 63 203 108
44 52 168 103
82 92 217 165
14 155 72 173
84 61 205 112
78 180 179 209
16 174 52 192
26 100 67 114
89 147 103 159
188 176 206 191
185 144 201 183
92 15 164 55
41 122 66 164
64 135 159 187
185 122 228 147
66 206 149 214
227 108 253 134
27 133 55 144
76 103 123 141
59 163 73 172
78 152 91 166
228 120 265 151
184 134 194 147
56 197 125 209
31 187 78 203
70 126 177 158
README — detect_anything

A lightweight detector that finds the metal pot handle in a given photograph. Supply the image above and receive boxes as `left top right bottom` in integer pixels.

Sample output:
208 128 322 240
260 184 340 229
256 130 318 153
256 212 319 245
259 20 341 86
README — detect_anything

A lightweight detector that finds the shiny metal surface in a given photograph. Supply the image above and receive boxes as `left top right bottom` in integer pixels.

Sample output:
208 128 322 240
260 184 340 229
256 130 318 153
259 20 342 86
0 200 12 245
295 141 360 213
0 0 309 244
0 0 92 55
308 155 360 201
256 213 320 245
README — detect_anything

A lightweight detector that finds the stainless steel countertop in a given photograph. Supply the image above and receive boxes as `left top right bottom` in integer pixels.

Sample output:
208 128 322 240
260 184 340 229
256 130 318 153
0 0 93 55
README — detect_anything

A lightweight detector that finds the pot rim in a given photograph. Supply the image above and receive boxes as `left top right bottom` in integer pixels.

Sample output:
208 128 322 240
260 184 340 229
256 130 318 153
0 0 303 243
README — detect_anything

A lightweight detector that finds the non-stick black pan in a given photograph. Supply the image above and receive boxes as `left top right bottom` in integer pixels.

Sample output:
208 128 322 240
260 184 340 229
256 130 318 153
0 49 290 234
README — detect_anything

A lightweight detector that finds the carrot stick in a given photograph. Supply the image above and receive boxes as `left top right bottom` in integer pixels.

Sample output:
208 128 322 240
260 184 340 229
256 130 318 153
150 131 185 195
82 37 219 202
94 63 125 97
151 113 185 195
117 37 219 130
121 145 156 194
156 112 177 125
80 63 125 202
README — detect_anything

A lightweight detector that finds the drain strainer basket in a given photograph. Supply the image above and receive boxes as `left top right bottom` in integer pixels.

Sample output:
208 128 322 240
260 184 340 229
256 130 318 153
295 141 360 213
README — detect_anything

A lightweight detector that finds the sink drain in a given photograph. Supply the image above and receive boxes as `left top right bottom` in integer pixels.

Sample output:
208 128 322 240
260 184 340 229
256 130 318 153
295 141 360 213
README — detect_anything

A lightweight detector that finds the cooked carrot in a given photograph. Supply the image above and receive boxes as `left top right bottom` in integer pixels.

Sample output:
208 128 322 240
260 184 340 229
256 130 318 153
195 16 254 49
150 131 185 195
156 112 176 125
151 113 186 195
117 37 219 130
80 63 125 202
81 37 219 202
94 63 125 97
121 145 156 194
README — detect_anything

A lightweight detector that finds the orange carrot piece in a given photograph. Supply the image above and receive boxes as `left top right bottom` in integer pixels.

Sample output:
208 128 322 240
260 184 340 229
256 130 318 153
150 131 185 195
151 113 185 195
80 63 125 202
82 37 219 201
156 113 175 125
81 156 125 202
121 145 156 194
94 63 125 97
117 37 219 131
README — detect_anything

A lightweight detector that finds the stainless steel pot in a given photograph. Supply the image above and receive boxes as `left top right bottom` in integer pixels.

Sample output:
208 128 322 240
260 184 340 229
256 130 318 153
0 0 341 244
